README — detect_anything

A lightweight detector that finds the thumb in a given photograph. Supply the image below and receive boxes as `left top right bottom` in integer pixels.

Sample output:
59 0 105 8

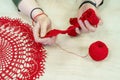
98 19 103 26
40 24 47 37
33 22 41 42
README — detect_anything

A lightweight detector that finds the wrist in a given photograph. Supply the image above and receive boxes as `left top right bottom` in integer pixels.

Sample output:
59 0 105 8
32 12 48 26
12 0 22 11
32 9 43 18
34 13 48 22
79 0 104 9
30 7 44 22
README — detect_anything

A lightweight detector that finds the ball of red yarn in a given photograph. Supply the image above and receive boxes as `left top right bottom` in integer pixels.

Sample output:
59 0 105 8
89 41 108 61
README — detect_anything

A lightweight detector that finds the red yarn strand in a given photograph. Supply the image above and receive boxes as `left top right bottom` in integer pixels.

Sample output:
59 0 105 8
55 43 88 58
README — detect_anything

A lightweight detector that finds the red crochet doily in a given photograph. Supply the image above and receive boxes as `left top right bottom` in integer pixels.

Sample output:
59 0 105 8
0 17 46 80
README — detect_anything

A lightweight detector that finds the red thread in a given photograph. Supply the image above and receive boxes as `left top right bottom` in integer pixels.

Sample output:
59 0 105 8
55 43 88 58
32 12 47 26
0 17 46 80
34 13 45 19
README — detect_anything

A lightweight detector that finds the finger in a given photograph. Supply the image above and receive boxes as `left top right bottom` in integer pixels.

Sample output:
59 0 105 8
84 20 96 32
78 20 88 33
49 36 57 45
95 11 103 26
33 22 41 42
43 36 56 45
40 23 47 37
47 24 52 32
98 19 103 26
33 22 51 44
38 37 51 44
75 28 81 34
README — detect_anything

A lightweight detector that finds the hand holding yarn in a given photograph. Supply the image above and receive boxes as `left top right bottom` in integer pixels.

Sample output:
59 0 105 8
45 8 100 37
32 13 56 45
76 3 101 33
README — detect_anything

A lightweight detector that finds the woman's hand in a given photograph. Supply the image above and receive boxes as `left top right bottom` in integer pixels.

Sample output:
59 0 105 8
76 3 101 33
33 14 56 45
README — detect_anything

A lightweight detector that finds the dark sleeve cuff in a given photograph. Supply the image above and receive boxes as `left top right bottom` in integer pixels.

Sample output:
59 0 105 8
79 1 96 9
12 0 22 11
98 0 104 7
